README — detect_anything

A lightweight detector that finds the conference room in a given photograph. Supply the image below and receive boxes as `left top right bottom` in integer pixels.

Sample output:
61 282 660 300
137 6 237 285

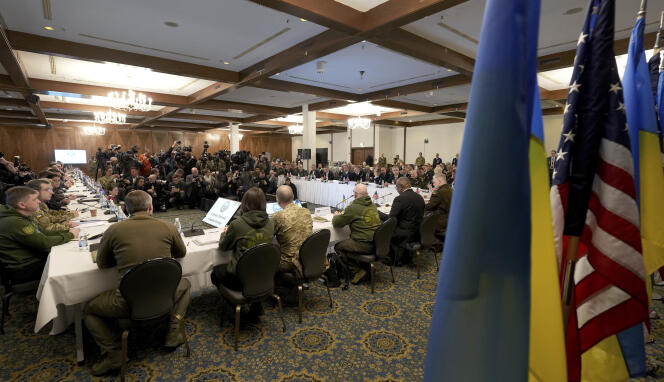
0 0 663 381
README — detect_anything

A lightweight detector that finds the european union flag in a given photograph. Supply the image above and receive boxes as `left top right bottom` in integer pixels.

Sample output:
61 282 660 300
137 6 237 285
423 0 539 380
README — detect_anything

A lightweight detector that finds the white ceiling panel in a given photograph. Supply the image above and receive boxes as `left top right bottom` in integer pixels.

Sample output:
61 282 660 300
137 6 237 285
214 86 327 108
36 94 166 110
391 84 471 107
181 108 253 118
274 41 456 93
323 101 398 116
17 51 215 95
404 0 664 58
334 0 388 12
0 0 327 71
389 114 451 123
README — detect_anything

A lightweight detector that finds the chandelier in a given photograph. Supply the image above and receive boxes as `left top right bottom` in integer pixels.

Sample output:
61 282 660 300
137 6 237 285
107 90 152 112
288 124 303 134
83 125 106 136
94 109 126 124
347 116 371 130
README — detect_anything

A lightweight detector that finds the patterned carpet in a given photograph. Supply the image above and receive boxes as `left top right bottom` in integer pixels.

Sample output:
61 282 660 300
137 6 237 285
0 208 662 381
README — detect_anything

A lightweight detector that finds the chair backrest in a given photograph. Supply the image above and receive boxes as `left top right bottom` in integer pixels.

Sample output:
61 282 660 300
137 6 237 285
374 217 397 260
119 257 182 321
299 229 331 280
236 243 281 299
419 213 438 249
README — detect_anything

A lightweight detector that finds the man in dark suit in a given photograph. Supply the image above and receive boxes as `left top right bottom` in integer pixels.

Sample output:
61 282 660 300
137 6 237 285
378 177 424 264
432 153 443 168
547 149 556 179
452 153 459 166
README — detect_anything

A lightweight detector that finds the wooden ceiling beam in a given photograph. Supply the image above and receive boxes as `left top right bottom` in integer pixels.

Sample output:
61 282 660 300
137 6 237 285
0 116 46 125
39 101 157 116
0 27 48 125
237 125 282 132
0 97 30 108
247 0 363 35
373 119 411 127
408 117 463 127
195 100 291 115
540 88 568 100
371 99 433 113
0 109 35 118
168 113 243 124
361 74 470 102
7 30 239 83
369 29 475 76
431 102 467 113
145 120 218 129
250 79 359 101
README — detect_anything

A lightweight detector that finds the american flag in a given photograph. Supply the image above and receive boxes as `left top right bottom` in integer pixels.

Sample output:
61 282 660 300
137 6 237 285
549 0 648 375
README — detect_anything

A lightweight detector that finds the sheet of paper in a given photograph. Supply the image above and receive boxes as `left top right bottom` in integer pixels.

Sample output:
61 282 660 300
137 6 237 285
202 198 241 228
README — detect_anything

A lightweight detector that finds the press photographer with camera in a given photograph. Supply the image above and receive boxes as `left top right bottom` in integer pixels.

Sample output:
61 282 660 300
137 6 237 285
185 167 204 209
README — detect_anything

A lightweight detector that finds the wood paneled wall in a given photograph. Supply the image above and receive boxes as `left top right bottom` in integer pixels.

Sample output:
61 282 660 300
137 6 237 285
0 125 292 171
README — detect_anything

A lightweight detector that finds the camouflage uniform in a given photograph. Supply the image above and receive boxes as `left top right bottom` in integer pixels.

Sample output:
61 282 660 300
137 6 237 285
415 155 425 167
271 203 313 278
99 175 116 192
34 201 74 234
378 156 387 168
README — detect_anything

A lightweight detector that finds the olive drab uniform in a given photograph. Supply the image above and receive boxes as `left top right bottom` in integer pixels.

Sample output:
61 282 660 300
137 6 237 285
83 211 189 357
378 155 387 168
218 210 275 274
332 195 380 254
271 203 313 277
34 201 74 234
415 155 425 167
425 184 453 236
0 204 74 282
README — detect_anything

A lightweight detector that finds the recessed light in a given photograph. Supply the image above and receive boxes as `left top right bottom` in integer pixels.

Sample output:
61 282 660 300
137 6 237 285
447 69 452 72
164 21 179 27
276 72 281 75
357 88 363 91
43 26 55 31
300 18 307 22
564 7 582 15
223 61 230 65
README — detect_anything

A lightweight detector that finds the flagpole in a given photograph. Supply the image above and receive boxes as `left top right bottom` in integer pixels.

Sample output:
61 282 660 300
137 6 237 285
562 236 581 328
655 11 663 54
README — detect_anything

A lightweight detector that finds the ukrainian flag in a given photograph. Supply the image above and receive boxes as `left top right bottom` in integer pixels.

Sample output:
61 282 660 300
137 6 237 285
423 0 565 380
623 6 664 279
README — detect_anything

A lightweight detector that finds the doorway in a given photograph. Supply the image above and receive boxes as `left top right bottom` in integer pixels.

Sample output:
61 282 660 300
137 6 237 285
351 147 374 165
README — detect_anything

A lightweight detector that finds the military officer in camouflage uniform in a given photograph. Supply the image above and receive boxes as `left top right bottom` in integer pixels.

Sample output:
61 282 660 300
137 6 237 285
84 190 189 376
0 187 78 283
99 167 118 192
415 152 426 168
272 185 313 278
27 179 77 234
425 174 453 237
378 153 387 169
333 184 381 284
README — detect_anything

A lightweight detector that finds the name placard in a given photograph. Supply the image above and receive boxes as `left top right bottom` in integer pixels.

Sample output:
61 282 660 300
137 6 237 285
202 198 241 228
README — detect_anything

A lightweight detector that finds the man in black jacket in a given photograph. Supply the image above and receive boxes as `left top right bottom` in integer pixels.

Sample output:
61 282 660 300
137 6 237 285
378 177 424 264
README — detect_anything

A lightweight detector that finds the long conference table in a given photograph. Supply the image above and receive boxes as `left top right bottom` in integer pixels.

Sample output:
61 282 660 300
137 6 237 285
36 180 385 363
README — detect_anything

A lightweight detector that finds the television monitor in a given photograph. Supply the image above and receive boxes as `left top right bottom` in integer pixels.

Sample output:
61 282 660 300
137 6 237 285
54 149 87 164
266 200 303 216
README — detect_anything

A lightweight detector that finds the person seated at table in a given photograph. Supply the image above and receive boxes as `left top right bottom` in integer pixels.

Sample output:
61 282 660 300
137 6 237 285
308 164 317 178
384 166 399 185
425 174 453 238
99 166 119 192
348 166 363 182
272 185 313 302
370 168 382 184
321 167 334 181
285 177 298 200
27 179 78 234
333 184 381 284
121 166 141 192
338 164 351 181
210 187 274 322
378 177 424 265
44 174 71 210
84 190 189 376
314 163 323 178
0 186 78 283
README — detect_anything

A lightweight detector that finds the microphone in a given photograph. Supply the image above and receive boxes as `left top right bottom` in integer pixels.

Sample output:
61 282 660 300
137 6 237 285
334 194 355 211
183 219 205 237
374 192 394 206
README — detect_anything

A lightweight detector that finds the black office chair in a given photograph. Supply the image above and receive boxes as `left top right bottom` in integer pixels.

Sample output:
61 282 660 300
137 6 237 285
405 214 441 279
348 218 398 294
0 262 40 335
296 229 333 323
118 257 190 381
217 243 286 351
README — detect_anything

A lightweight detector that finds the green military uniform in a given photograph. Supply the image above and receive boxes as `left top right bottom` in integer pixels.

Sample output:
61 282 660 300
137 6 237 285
332 195 380 254
83 211 190 367
378 156 387 168
425 184 452 236
99 175 116 192
218 210 274 274
271 203 313 277
413 175 429 189
415 155 425 167
34 202 74 234
0 204 73 282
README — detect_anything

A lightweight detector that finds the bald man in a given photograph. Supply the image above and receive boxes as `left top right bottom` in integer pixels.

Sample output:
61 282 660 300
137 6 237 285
332 184 381 284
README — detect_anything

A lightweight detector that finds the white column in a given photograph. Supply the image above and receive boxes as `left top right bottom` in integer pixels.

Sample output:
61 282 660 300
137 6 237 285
374 124 380 167
346 126 352 163
230 123 240 153
302 104 316 167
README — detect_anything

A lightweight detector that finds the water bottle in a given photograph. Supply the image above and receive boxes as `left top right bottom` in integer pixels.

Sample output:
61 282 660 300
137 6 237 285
174 218 182 235
78 235 84 251
117 207 127 222
79 234 88 251
82 234 89 251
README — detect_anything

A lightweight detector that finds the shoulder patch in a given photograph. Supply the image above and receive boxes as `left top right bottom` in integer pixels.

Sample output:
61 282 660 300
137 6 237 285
22 225 35 235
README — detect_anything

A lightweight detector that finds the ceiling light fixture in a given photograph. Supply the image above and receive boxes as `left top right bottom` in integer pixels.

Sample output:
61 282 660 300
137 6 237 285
164 21 179 27
223 61 230 65
288 124 303 134
107 90 152 112
43 26 55 31
94 109 126 124
316 60 326 74
300 18 307 22
348 116 371 130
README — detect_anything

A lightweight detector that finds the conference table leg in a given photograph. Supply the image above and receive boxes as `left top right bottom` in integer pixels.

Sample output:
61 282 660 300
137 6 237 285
74 303 85 364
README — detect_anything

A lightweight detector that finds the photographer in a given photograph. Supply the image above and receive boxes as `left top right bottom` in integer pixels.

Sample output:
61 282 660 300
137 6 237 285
146 174 167 211
168 169 186 209
185 167 203 209
0 152 17 184
217 171 238 199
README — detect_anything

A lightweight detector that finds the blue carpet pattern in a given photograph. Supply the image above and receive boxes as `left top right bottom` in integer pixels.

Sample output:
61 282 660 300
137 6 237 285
0 208 662 381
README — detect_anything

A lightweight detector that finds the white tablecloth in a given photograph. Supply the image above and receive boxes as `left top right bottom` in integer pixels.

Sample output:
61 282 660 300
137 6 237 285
35 185 352 334
291 179 430 208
